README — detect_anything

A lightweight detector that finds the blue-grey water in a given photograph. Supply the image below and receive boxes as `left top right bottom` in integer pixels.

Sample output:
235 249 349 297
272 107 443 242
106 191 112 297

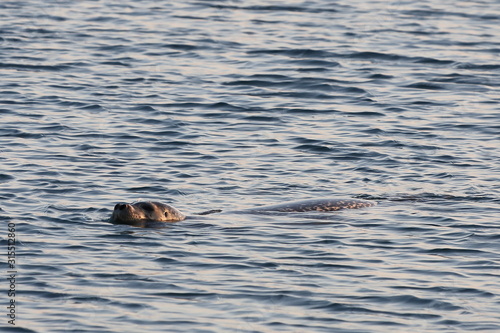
1 0 499 332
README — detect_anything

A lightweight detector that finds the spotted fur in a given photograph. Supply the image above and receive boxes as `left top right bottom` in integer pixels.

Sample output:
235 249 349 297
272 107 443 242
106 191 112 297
238 199 376 213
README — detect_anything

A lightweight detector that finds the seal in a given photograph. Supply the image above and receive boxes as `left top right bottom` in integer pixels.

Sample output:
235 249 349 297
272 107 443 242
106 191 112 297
110 198 375 227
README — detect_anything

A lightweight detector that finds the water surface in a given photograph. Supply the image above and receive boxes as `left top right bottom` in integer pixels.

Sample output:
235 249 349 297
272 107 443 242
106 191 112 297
1 0 499 332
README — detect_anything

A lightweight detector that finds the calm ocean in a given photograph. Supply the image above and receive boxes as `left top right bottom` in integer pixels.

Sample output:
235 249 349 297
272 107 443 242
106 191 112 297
1 0 499 332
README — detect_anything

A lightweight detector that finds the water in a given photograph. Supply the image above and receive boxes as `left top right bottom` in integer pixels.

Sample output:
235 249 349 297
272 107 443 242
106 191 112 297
1 0 499 332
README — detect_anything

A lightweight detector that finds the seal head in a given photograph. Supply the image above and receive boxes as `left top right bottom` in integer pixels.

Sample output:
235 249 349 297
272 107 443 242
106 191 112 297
110 201 186 226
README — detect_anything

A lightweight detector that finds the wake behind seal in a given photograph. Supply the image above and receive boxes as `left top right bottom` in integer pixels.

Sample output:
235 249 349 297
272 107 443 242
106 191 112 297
109 198 376 228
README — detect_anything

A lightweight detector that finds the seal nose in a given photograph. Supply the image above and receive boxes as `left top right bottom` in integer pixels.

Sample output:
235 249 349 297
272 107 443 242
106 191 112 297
114 203 127 211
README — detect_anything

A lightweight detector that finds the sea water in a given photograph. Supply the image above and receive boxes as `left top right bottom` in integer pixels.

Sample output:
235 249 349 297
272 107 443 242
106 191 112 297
0 0 499 332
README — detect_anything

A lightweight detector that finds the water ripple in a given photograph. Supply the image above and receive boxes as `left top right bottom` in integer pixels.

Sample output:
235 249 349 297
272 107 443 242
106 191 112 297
1 0 499 332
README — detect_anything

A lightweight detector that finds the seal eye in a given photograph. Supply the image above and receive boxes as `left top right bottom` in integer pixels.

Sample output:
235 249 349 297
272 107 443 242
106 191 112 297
114 203 126 211
140 203 154 212
164 212 170 218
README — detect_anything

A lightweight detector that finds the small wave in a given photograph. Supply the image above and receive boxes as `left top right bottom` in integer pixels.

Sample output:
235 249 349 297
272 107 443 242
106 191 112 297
294 144 333 153
0 62 71 71
161 43 199 51
403 82 447 90
127 105 157 111
201 4 339 14
356 193 498 203
78 104 104 111
455 63 500 71
355 295 462 311
0 174 15 183
423 248 486 255
0 128 43 139
248 48 335 58
242 115 281 122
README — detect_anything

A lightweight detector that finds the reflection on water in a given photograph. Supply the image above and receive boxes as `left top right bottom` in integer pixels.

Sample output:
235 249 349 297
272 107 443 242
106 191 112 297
0 0 499 332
